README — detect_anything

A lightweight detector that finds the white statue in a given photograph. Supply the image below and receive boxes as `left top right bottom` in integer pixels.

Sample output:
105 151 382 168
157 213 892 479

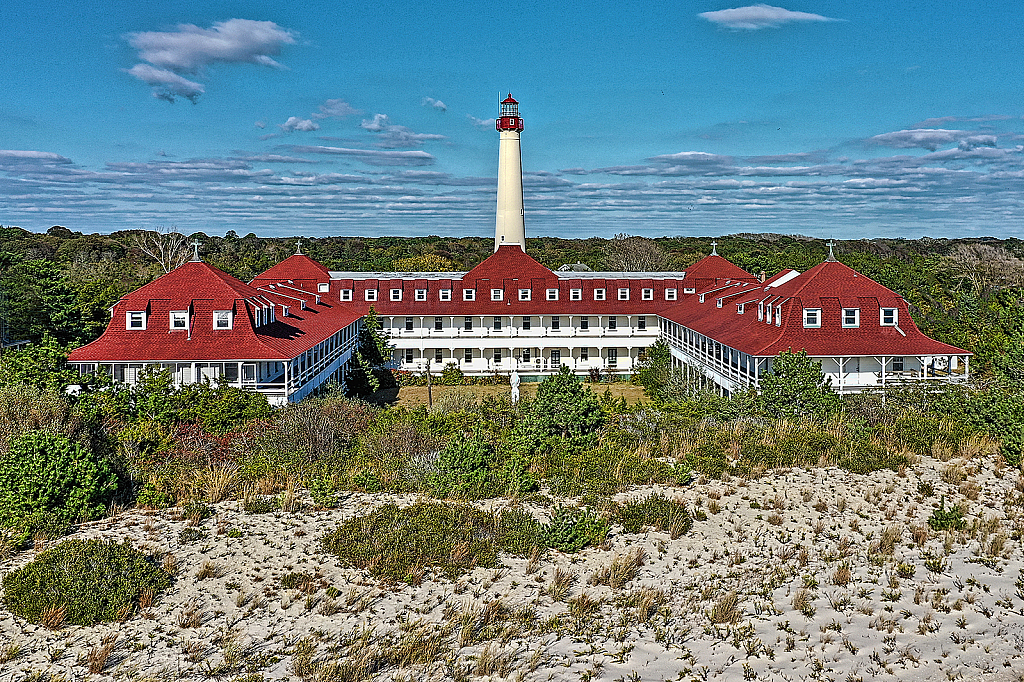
510 370 521 403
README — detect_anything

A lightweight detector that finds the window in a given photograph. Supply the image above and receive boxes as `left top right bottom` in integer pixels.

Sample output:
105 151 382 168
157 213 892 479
522 316 531 331
580 316 589 330
214 311 232 329
803 308 821 328
493 316 502 330
682 287 695 295
775 305 782 326
404 349 414 363
126 311 146 330
580 348 589 361
765 305 772 324
758 303 764 321
608 316 617 331
522 349 531 362
608 349 618 367
434 316 443 331
637 316 646 331
464 348 473 362
341 289 353 301
881 308 898 326
666 289 678 300
551 316 560 330
642 288 653 300
892 357 904 372
737 304 745 315
439 289 452 301
547 288 559 301
519 288 531 301
434 349 443 362
415 289 427 301
390 289 402 301
463 289 475 301
365 289 377 302
551 350 561 365
842 308 860 328
491 288 503 301
318 282 329 293
618 288 629 301
464 316 473 331
170 311 188 329
492 349 502 362
594 288 606 301
570 288 582 301
405 317 413 331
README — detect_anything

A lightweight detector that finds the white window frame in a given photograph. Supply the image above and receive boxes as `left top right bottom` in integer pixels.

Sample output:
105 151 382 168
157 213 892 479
570 288 582 301
842 308 860 328
170 311 188 330
775 305 782 326
518 288 531 301
608 316 617 331
463 289 476 301
737 303 745 315
758 303 764 321
340 289 353 301
580 316 589 330
415 289 427 301
880 308 898 326
594 288 606 301
618 288 630 301
491 288 503 301
126 311 146 330
365 289 378 302
439 289 452 301
213 311 233 329
318 282 329 293
666 289 678 300
637 315 647 331
546 288 559 301
803 308 822 328
683 287 695 295
642 288 653 300
390 288 402 301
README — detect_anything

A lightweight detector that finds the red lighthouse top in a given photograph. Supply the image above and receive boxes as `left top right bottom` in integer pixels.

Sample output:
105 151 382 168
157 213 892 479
496 93 524 132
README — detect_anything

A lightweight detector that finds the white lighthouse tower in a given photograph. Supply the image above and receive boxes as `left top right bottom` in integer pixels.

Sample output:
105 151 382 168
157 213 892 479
494 94 526 252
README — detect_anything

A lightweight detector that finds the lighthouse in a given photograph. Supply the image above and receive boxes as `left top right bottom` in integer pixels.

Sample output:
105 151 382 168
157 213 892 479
494 94 526 252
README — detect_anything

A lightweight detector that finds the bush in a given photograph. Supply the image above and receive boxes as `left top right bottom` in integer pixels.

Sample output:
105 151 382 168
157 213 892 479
2 539 172 626
0 430 116 531
440 362 464 386
429 431 493 499
612 494 692 538
495 507 544 556
540 506 608 553
928 497 966 531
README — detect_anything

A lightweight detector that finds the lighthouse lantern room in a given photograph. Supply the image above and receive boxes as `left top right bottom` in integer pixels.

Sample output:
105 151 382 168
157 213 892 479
496 94 524 132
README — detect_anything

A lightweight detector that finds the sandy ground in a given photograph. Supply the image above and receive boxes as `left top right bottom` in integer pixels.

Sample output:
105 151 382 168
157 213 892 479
2 452 1023 682
393 382 648 408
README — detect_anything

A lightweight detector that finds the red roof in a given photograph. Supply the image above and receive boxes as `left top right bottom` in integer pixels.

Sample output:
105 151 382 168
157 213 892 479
684 254 757 283
662 259 968 357
252 253 330 284
502 94 518 104
69 260 361 363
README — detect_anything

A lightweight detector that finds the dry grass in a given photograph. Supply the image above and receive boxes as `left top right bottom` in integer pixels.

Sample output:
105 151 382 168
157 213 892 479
832 562 853 586
195 560 225 580
589 547 647 589
198 464 238 503
941 463 966 485
547 568 577 601
396 382 647 408
86 634 118 674
39 605 67 631
708 591 742 624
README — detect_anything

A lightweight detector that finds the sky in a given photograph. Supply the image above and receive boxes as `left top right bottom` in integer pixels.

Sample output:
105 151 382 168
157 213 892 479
1 1 1023 240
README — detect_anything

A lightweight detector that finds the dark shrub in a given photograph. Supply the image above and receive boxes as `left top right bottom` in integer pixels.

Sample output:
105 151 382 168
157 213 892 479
494 507 544 556
540 505 608 553
928 497 966 531
2 539 172 626
612 494 692 538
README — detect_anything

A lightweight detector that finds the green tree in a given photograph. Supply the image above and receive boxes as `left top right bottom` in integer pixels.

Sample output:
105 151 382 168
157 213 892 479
531 365 605 439
0 336 79 393
631 340 672 398
758 349 842 420
346 306 394 397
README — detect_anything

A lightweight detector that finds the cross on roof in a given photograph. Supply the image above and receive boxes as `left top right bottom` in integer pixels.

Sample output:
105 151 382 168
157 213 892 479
191 240 201 262
826 240 837 262
295 239 303 255
710 240 718 256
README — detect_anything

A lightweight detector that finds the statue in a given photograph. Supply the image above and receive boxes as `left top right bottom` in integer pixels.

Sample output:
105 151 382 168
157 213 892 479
510 369 521 403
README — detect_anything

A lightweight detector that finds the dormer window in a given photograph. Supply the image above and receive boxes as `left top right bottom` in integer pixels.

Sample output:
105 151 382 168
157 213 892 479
880 308 898 326
737 303 745 315
618 288 629 301
547 288 558 301
415 289 427 301
843 308 860 328
570 288 582 301
318 282 329 293
803 308 821 328
126 311 146 330
519 289 531 301
463 289 476 301
170 311 188 330
365 289 377 302
642 288 653 300
666 289 678 300
341 289 353 301
758 303 764 321
214 311 232 329
594 288 606 301
491 289 503 301
390 288 402 301
683 287 695 295
775 305 782 326
440 289 452 301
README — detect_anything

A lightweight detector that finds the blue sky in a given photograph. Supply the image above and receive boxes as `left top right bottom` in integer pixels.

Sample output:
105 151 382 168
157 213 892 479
1 1 1022 239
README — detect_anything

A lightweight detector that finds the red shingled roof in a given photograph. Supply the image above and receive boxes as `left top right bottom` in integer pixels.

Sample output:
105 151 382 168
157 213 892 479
69 260 361 363
252 253 330 284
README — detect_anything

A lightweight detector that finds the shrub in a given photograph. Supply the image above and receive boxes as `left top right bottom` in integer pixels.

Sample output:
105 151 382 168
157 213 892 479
612 494 693 538
540 506 608 553
927 497 966 531
429 431 493 500
180 501 212 523
440 362 464 386
494 507 544 556
243 496 280 514
0 430 116 531
2 539 172 626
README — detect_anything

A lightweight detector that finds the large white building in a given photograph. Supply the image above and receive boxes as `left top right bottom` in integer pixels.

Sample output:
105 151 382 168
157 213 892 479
70 95 970 398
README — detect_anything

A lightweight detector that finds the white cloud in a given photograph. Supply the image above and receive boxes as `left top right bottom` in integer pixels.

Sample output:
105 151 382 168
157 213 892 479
958 135 998 151
278 116 320 132
699 4 839 30
0 150 72 163
313 99 360 119
359 114 446 148
125 19 296 102
284 145 436 166
866 129 964 151
254 121 266 129
467 115 494 129
422 97 447 112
